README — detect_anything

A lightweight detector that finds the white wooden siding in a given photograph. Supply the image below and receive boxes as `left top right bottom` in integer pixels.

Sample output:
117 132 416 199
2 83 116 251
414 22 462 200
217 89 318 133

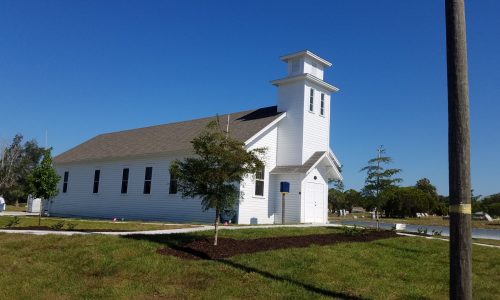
302 81 331 163
303 57 324 80
276 80 305 166
238 125 278 224
270 173 303 224
50 153 215 223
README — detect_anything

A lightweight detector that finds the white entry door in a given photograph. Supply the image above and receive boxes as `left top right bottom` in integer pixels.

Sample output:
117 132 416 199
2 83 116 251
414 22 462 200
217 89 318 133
305 182 324 223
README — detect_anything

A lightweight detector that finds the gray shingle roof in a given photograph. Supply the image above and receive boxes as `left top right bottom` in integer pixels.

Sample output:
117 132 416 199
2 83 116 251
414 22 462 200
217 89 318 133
54 106 284 164
270 151 327 174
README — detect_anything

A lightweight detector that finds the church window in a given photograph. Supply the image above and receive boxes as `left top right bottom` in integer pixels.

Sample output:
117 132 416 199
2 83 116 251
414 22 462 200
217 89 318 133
93 170 100 193
309 88 314 112
320 93 325 116
254 167 265 196
143 167 153 194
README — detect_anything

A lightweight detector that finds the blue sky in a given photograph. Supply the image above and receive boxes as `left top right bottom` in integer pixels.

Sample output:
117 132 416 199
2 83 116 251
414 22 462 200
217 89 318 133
1 0 499 196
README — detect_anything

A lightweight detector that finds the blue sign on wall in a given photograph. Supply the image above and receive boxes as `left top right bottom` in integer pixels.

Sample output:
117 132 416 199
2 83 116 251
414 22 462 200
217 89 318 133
280 181 290 194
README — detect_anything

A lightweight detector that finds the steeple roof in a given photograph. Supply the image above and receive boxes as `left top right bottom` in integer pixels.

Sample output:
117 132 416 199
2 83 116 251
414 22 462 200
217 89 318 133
280 50 332 67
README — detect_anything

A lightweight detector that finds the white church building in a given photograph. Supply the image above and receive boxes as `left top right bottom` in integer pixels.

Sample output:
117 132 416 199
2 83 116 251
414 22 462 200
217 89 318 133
50 50 342 224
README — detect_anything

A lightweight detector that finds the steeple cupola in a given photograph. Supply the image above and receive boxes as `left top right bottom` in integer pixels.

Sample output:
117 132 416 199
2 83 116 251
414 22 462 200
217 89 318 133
281 50 332 80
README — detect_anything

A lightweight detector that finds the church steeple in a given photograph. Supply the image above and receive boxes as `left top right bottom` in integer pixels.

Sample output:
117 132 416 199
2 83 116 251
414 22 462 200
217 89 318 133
271 50 339 166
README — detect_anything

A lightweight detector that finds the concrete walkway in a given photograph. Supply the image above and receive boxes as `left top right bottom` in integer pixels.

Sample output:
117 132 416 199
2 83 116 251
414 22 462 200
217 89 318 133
0 211 39 216
0 223 342 236
396 232 500 249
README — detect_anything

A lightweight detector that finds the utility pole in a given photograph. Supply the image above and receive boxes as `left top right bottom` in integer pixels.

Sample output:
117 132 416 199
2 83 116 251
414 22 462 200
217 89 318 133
445 0 472 299
375 145 383 231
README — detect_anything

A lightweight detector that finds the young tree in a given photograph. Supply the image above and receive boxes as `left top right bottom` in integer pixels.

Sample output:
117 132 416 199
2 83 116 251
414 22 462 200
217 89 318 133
360 146 402 211
170 120 265 246
27 148 60 225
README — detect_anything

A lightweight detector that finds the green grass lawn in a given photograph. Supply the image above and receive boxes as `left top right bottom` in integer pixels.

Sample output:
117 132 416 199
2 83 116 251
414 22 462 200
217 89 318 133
0 216 195 231
0 227 499 299
331 214 500 229
4 204 26 212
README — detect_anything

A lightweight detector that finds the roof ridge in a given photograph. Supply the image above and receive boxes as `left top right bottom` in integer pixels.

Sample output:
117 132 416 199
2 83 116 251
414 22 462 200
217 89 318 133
97 105 278 137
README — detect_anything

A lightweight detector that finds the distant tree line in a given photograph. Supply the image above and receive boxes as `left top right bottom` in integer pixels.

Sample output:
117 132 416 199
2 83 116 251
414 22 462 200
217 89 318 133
473 193 500 217
328 147 499 218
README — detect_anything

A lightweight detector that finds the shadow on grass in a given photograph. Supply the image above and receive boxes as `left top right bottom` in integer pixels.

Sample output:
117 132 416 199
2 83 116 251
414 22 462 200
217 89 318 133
371 238 429 255
218 259 367 300
124 233 367 300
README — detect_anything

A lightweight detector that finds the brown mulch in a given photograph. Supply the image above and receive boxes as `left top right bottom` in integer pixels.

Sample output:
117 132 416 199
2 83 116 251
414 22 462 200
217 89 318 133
5 226 132 232
157 230 397 260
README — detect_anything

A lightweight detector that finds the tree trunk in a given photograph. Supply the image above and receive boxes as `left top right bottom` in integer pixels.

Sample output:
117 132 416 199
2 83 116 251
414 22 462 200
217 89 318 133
445 1 472 299
38 199 44 226
214 209 220 246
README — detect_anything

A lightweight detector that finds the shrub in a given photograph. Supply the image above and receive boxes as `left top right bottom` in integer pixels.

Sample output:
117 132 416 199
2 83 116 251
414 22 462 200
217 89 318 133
50 221 65 230
417 227 429 235
66 222 77 231
5 216 21 228
340 225 366 236
431 230 442 236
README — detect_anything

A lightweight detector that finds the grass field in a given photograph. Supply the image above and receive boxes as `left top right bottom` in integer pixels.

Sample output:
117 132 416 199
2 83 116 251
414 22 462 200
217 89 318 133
0 216 194 231
0 227 499 299
4 204 26 212
330 214 500 229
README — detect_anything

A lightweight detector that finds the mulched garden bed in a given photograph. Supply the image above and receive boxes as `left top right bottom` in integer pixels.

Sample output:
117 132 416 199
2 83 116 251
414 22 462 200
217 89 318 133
5 226 133 232
157 230 397 260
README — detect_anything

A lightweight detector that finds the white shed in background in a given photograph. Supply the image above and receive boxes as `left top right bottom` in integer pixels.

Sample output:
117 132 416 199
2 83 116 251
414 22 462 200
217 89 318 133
27 196 42 213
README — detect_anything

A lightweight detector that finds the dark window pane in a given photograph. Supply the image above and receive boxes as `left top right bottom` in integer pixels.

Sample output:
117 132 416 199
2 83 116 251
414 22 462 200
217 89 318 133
255 166 265 196
145 167 152 180
255 181 264 196
121 168 129 194
93 170 100 193
169 171 177 194
122 168 129 181
121 181 128 194
320 93 325 115
169 180 177 194
143 181 151 194
256 167 265 180
63 171 69 193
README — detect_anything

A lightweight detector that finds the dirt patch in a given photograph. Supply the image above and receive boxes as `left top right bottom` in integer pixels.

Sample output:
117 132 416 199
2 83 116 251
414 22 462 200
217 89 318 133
157 230 397 260
5 226 133 232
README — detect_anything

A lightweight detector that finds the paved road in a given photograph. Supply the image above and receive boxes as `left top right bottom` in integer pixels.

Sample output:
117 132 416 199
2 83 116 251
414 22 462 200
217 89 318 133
336 220 500 240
